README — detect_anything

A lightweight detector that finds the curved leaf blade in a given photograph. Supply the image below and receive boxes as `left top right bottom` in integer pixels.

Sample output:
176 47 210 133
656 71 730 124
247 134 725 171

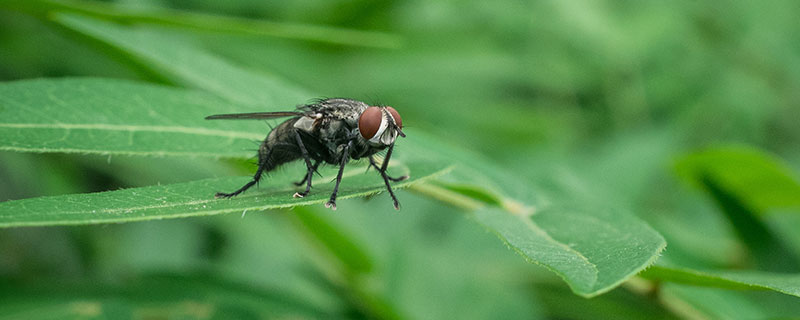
474 205 666 297
0 160 452 227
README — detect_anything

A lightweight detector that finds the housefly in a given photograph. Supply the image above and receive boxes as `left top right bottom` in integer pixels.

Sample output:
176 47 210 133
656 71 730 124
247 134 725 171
206 98 407 210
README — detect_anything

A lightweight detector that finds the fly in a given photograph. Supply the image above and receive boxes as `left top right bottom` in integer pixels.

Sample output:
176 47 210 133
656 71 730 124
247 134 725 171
206 98 407 210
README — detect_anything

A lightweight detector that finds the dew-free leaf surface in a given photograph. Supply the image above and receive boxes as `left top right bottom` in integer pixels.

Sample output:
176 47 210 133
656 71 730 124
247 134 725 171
0 77 453 226
0 78 264 158
0 159 450 227
473 205 666 297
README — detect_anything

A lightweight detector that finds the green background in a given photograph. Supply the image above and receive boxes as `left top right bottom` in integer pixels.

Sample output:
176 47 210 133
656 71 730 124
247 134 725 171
2 0 800 318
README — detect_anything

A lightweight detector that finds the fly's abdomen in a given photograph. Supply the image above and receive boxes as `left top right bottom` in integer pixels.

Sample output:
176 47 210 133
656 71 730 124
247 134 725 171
258 118 303 172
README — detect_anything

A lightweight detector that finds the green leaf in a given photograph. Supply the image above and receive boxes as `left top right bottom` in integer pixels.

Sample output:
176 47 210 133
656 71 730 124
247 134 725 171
3 0 402 48
0 147 451 227
676 145 800 214
642 265 800 298
291 206 374 275
300 192 542 320
398 132 667 297
675 146 800 271
534 283 680 320
472 205 666 297
206 214 347 313
0 274 336 319
0 78 266 158
660 284 800 319
52 12 311 109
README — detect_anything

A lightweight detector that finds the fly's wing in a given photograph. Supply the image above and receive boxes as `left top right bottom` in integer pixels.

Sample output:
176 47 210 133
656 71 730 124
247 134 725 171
205 111 303 120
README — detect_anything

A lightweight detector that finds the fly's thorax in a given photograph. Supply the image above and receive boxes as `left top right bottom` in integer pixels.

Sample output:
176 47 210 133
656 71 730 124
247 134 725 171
268 117 299 142
309 98 368 125
292 114 318 132
325 99 368 118
323 120 346 137
292 113 350 137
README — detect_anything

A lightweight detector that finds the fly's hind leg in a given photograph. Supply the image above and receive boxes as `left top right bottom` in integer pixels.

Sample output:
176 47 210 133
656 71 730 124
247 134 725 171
369 143 404 210
293 130 317 198
215 150 271 198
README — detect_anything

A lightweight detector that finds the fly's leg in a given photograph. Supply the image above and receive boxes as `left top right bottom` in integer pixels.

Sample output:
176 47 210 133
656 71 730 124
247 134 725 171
215 150 270 198
368 153 408 182
293 130 316 198
369 143 403 210
325 140 353 210
294 160 320 186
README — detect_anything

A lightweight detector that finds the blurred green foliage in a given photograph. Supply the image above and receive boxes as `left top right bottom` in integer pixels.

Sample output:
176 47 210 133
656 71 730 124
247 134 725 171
2 0 800 318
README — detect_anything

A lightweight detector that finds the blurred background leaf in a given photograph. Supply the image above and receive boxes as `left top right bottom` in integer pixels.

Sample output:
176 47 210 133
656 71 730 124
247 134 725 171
643 264 800 298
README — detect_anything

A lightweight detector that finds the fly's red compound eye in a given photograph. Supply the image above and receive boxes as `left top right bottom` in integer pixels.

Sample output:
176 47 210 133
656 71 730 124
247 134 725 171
386 106 402 128
359 107 383 139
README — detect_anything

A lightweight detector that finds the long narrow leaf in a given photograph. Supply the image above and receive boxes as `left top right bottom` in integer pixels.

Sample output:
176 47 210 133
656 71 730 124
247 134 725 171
4 0 402 48
53 13 311 109
0 160 451 227
0 78 263 158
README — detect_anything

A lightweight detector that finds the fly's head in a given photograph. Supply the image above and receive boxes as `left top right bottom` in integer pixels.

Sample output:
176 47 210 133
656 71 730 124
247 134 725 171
358 106 404 147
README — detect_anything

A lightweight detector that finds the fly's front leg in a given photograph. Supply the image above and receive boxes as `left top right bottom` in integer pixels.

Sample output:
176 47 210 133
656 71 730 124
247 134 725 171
369 143 404 210
293 130 316 198
368 148 408 182
325 140 353 210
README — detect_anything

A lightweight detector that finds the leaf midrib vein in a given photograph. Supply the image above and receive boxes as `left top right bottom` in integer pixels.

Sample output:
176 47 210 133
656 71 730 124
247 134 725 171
519 215 598 272
0 166 452 219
